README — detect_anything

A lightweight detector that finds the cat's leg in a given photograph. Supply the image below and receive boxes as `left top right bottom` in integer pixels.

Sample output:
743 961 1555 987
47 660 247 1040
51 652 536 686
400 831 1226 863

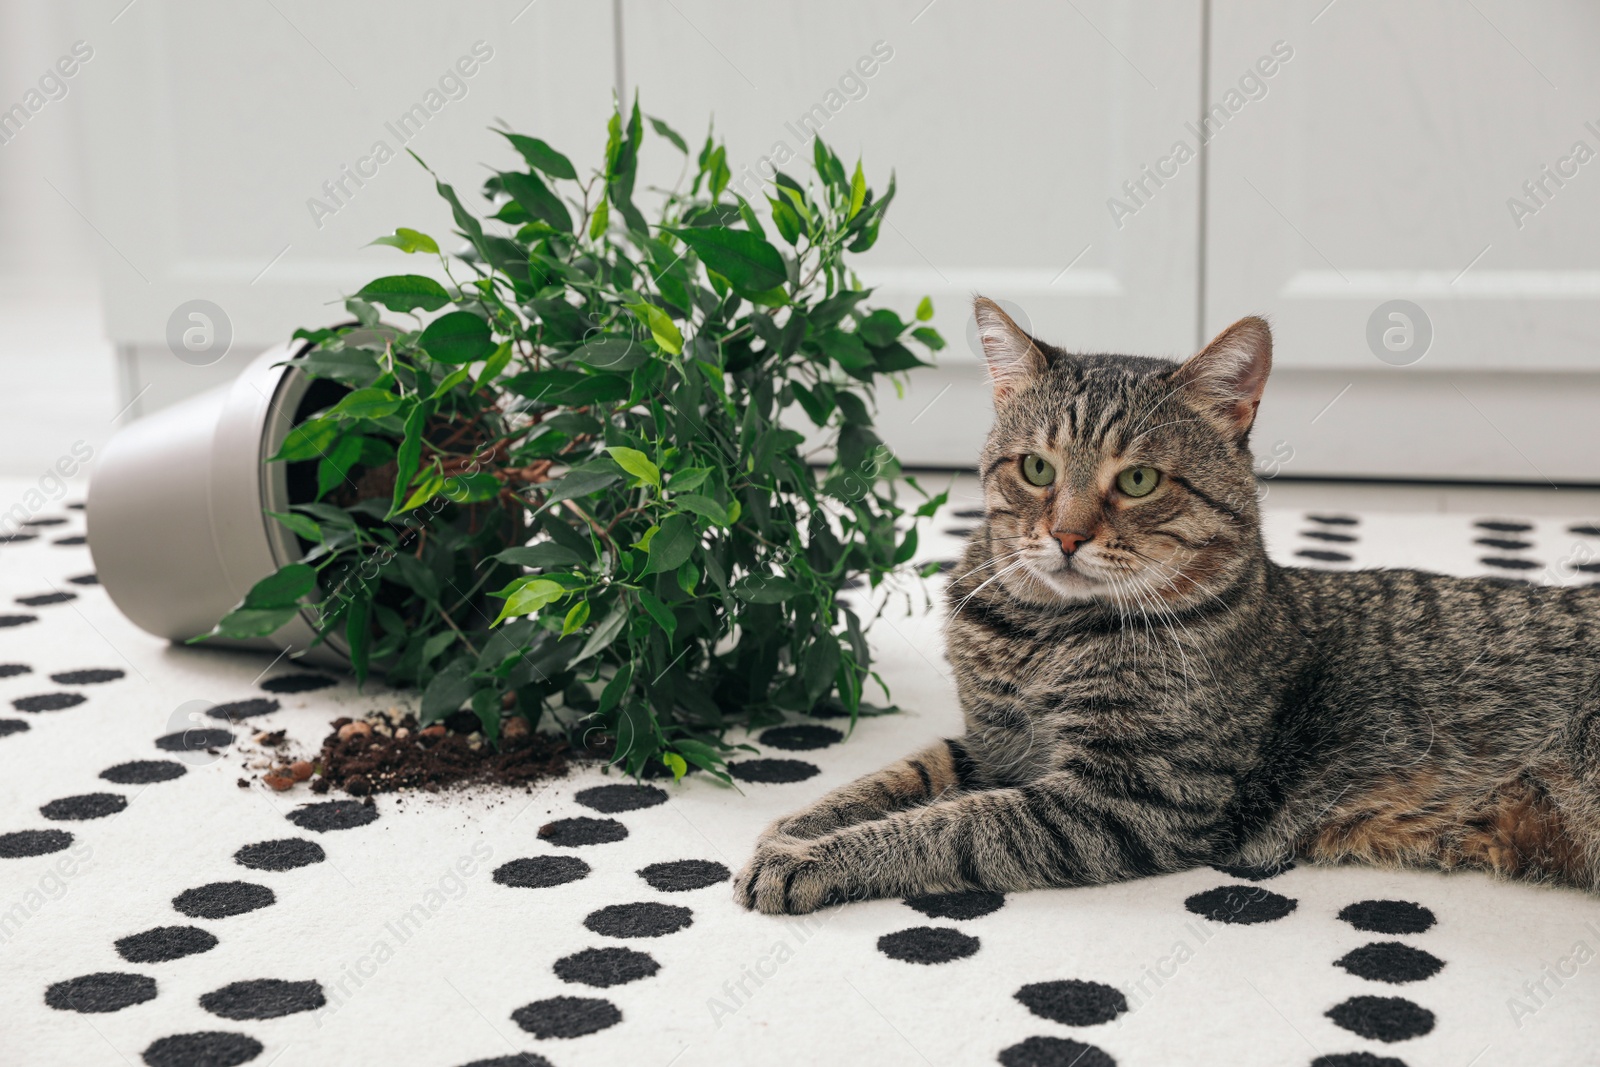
752 738 980 843
735 771 1215 914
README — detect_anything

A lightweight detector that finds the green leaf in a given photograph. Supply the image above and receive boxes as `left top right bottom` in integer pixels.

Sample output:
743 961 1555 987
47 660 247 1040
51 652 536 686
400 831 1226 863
643 513 696 575
470 687 501 744
648 115 689 154
387 401 429 519
500 170 573 234
588 196 609 240
496 130 578 180
537 462 621 512
267 510 323 544
244 563 317 608
199 605 301 641
672 493 728 526
668 466 711 492
316 434 363 498
345 596 371 686
328 388 403 420
667 226 786 295
573 335 649 371
356 274 451 313
575 605 628 664
848 159 867 218
494 543 586 569
734 574 804 603
626 302 683 355
661 751 688 781
419 311 495 365
421 658 475 724
911 325 945 351
367 228 439 255
476 340 514 388
916 295 934 322
493 577 566 626
636 588 678 635
606 446 661 489
768 197 801 245
429 367 473 400
560 600 591 637
271 417 337 463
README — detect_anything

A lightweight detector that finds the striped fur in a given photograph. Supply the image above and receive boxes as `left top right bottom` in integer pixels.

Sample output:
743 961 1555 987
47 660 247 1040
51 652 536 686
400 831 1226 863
734 306 1600 914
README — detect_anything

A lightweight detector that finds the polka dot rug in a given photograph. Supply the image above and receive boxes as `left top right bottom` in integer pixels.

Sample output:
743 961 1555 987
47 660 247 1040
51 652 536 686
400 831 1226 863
3 480 1600 1066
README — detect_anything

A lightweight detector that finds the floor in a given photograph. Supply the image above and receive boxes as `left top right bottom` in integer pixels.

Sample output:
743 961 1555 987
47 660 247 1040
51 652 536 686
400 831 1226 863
3 477 1600 1067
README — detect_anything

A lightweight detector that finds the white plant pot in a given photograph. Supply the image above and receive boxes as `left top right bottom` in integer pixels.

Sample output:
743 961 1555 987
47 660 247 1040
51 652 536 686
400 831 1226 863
88 341 348 669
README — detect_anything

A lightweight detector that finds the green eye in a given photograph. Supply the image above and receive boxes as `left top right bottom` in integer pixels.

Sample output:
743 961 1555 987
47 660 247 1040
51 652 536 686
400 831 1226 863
1021 454 1055 487
1117 466 1161 498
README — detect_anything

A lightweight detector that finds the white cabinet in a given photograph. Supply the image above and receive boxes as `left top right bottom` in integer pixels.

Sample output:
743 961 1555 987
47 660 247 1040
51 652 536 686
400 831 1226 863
72 0 1599 480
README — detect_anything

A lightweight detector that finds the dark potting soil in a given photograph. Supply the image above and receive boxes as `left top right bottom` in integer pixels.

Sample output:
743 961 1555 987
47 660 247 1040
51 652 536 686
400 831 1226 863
307 714 571 797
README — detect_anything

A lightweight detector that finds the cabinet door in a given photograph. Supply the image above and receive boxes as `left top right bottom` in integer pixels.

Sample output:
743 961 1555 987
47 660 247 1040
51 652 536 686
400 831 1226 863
68 0 615 418
1208 0 1600 482
623 0 1203 467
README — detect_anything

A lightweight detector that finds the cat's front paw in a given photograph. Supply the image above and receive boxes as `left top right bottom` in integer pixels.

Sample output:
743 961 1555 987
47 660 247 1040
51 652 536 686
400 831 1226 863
733 837 841 915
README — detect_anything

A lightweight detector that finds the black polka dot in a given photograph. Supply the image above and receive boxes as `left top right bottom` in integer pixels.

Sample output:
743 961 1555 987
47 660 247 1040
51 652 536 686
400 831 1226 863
944 525 976 536
115 926 219 964
0 663 32 677
0 828 72 857
554 946 660 987
1337 900 1435 935
539 816 627 846
1481 556 1541 571
1015 979 1127 1025
14 692 86 712
1476 519 1531 533
574 784 667 813
49 668 124 685
16 591 75 607
54 535 87 545
200 979 325 1020
67 573 99 586
286 799 378 832
493 856 591 888
998 1036 1116 1067
639 859 729 892
143 1032 263 1067
0 719 28 737
260 673 336 693
727 758 820 783
1569 523 1600 538
1335 941 1444 984
233 838 325 871
1184 884 1297 924
1211 859 1295 881
45 972 157 1013
1310 1054 1409 1067
155 727 234 752
876 926 980 965
0 533 36 543
41 792 127 821
511 996 622 1038
1307 514 1360 526
456 1057 553 1067
759 724 844 750
1300 530 1357 543
173 882 275 919
584 902 693 938
206 698 280 723
1326 995 1435 1042
101 760 186 784
1296 549 1353 563
1578 562 1600 574
904 890 1006 919
1475 537 1532 551
24 516 68 525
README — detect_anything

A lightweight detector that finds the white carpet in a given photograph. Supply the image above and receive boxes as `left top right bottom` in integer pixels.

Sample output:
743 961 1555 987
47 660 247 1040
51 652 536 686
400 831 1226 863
4 478 1600 1067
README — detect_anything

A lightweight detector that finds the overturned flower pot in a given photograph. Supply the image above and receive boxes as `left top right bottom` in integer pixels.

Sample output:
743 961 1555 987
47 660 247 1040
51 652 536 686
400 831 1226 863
87 340 348 669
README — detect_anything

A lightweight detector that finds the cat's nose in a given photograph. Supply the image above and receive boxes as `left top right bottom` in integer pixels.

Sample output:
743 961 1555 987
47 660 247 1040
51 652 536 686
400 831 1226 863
1052 530 1091 555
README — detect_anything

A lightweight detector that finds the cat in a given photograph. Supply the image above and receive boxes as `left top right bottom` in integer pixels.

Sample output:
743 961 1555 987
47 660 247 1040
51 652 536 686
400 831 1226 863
734 296 1600 915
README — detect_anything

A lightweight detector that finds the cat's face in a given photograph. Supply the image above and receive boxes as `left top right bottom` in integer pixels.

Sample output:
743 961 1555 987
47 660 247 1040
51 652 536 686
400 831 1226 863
972 300 1272 612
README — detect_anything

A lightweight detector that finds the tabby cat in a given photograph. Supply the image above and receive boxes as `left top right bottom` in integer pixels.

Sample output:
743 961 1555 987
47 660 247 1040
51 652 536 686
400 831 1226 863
735 297 1600 914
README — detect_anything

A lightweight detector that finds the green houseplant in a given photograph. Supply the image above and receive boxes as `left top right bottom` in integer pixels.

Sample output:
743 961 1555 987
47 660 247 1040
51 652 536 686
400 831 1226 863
203 100 946 781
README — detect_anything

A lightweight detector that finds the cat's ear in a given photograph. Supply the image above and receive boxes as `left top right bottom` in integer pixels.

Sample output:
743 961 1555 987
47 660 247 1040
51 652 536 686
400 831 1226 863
974 297 1047 402
1175 315 1273 440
